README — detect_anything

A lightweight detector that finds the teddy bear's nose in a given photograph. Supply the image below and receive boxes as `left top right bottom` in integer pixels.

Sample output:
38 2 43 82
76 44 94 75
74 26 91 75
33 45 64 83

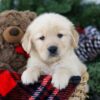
9 28 20 36
3 26 24 43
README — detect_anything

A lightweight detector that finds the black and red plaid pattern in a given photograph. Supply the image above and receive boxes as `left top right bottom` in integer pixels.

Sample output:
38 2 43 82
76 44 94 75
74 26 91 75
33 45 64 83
0 70 81 100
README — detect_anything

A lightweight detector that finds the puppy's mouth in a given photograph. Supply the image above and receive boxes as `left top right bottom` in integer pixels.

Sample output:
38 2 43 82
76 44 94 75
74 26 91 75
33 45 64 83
46 53 61 63
40 53 61 65
47 46 61 63
49 52 58 57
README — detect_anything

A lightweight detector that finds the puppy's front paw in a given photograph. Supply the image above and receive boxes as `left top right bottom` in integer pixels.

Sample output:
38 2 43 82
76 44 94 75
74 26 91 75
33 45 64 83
51 73 70 90
21 69 40 85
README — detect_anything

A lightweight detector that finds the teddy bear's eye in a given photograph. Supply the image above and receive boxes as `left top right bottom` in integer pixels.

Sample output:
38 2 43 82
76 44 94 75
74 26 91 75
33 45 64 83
39 36 45 40
57 33 63 38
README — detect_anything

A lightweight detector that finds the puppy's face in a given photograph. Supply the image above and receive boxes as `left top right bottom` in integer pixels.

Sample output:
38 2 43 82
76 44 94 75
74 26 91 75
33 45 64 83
22 13 79 64
33 25 73 63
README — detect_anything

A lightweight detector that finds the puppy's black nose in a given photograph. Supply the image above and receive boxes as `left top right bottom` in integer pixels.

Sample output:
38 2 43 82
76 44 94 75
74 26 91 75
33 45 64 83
48 46 58 55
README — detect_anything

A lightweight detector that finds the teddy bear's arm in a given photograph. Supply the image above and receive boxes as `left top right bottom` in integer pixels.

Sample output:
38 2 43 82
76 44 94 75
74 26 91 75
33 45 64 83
0 61 13 71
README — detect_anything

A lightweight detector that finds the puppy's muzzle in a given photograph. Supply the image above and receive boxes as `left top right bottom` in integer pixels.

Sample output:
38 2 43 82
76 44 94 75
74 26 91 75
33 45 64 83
48 46 58 56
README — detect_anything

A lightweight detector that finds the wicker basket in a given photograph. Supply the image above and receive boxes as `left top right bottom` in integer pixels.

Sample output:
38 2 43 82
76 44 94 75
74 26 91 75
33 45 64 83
69 72 89 100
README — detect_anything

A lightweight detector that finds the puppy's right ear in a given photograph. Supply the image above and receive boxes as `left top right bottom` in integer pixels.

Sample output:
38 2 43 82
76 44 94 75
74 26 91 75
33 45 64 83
22 30 32 54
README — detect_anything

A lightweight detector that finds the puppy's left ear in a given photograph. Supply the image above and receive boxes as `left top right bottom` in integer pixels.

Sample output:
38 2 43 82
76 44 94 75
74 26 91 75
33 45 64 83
71 27 79 48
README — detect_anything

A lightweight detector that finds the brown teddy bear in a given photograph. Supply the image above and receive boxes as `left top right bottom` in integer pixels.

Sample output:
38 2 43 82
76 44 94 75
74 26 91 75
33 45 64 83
0 10 36 73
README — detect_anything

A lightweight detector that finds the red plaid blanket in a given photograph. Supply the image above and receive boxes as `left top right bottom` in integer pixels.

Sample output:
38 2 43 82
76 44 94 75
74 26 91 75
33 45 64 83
0 70 81 100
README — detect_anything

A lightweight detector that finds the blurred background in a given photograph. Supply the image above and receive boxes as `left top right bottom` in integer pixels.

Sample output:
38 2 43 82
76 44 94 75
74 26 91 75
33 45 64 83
0 0 100 99
0 0 100 28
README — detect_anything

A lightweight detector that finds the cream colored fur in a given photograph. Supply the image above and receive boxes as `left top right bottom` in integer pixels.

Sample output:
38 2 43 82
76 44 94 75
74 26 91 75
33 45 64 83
21 13 87 90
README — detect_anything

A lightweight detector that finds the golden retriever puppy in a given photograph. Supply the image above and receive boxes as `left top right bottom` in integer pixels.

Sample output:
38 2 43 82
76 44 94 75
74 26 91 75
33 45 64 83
21 13 87 90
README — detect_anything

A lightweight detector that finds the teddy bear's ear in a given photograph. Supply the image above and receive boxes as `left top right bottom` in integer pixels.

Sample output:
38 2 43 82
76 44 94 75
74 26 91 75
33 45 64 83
21 30 32 54
71 26 79 48
22 11 37 21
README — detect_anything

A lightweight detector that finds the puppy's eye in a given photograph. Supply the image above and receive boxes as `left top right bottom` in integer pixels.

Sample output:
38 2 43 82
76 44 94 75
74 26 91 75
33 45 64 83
57 33 63 38
39 36 45 40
